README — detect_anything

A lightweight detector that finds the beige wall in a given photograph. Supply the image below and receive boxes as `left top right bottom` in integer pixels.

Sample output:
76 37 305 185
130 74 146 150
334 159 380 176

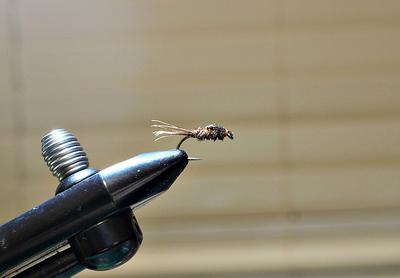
1 0 400 277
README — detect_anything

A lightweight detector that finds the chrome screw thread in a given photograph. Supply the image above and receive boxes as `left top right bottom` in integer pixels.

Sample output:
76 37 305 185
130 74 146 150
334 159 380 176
41 129 89 181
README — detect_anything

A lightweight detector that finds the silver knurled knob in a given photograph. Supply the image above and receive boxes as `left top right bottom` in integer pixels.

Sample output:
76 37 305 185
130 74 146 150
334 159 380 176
41 129 89 181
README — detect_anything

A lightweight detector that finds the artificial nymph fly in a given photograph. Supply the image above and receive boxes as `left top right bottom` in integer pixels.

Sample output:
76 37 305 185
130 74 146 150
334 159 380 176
152 120 234 149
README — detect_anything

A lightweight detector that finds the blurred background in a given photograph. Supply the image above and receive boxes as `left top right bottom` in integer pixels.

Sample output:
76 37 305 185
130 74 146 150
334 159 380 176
1 0 400 277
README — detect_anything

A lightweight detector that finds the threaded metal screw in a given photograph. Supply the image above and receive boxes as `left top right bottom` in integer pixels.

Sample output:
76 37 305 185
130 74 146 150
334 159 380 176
41 129 89 181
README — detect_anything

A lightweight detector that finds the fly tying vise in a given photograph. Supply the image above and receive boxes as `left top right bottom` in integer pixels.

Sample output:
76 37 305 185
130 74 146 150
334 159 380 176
152 120 234 149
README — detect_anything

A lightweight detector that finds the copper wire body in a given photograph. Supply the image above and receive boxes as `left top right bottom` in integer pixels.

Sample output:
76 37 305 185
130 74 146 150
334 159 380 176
151 120 234 149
